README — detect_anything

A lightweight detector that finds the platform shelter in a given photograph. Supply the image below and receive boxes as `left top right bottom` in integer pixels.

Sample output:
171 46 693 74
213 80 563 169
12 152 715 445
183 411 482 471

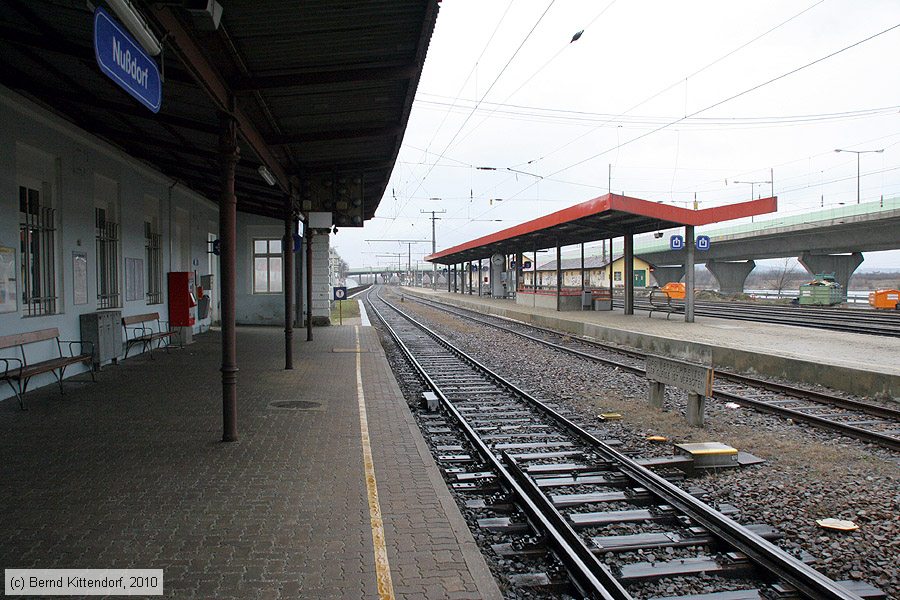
425 193 777 322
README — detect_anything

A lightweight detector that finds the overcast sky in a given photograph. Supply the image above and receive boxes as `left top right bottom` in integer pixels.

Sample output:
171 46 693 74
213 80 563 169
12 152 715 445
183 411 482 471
333 0 900 271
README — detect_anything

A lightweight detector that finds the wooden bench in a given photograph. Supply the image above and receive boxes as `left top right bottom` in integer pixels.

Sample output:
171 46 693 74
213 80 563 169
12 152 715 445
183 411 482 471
122 313 178 359
648 287 685 320
0 328 94 410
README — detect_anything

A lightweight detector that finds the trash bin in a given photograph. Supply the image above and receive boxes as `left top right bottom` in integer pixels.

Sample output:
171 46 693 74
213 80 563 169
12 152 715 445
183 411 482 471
582 289 593 310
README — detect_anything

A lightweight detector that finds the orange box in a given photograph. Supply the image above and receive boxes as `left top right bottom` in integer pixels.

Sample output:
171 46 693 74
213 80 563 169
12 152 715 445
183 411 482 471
661 282 686 300
868 289 900 310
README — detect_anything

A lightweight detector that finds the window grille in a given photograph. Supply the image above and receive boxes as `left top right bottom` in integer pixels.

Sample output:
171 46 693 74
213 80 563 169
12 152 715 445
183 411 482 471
253 238 283 293
145 221 162 304
19 185 57 316
96 207 120 308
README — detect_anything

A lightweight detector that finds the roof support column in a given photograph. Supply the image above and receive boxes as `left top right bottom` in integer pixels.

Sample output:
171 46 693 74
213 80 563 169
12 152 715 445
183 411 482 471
283 207 294 370
467 261 472 294
219 111 239 443
453 264 458 293
580 243 585 290
447 266 451 292
294 217 303 328
556 242 562 311
624 233 634 315
478 259 483 296
515 252 523 295
306 230 314 340
685 225 695 323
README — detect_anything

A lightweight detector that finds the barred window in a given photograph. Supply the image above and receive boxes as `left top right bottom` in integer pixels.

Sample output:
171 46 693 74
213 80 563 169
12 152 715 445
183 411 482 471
253 238 282 293
145 221 162 304
19 185 57 316
96 207 120 308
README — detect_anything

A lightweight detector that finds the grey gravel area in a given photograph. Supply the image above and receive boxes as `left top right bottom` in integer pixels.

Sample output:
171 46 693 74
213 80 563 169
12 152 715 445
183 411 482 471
386 289 899 599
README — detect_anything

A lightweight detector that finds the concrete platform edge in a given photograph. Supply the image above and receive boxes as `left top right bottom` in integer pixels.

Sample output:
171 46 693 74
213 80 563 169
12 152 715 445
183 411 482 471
401 404 504 600
371 326 504 599
404 288 900 399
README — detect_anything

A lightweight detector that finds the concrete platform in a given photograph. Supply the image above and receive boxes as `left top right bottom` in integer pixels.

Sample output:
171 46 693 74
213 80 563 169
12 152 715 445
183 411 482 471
404 288 900 399
0 325 501 599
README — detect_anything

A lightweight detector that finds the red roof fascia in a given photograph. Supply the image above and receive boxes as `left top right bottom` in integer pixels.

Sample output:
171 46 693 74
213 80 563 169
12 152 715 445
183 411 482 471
426 194 777 261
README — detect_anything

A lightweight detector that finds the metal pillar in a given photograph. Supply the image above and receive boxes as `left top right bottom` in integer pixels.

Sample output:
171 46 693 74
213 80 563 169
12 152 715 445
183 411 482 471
555 242 562 311
515 251 523 294
467 261 472 294
478 259 483 296
453 264 458 293
580 243 585 289
624 233 634 315
283 208 293 370
294 217 303 328
685 225 695 323
306 230 314 340
447 266 451 292
608 243 614 298
219 112 239 443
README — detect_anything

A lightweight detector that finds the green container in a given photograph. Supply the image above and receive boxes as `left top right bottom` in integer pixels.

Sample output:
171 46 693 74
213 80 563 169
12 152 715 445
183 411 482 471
798 273 843 306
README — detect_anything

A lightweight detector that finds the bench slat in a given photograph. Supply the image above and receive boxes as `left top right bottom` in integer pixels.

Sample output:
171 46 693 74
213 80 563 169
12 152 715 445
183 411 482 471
0 328 61 350
2 354 92 380
122 313 162 326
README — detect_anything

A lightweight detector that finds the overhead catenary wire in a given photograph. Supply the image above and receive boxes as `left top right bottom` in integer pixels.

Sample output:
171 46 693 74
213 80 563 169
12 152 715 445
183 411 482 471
390 0 559 231
501 20 900 204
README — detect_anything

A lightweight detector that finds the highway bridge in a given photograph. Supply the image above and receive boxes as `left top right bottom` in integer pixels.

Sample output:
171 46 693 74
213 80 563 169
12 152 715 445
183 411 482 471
634 198 900 294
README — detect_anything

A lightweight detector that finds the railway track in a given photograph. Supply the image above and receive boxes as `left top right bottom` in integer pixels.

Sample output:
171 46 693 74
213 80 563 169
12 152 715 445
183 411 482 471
613 298 900 338
404 292 900 452
366 287 882 600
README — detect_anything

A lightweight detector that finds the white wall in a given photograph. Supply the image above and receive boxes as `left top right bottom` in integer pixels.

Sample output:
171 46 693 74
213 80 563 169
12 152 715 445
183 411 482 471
0 87 218 401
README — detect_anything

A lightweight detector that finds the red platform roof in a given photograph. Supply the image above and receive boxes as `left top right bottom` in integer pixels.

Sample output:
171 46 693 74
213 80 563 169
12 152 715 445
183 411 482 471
426 193 777 264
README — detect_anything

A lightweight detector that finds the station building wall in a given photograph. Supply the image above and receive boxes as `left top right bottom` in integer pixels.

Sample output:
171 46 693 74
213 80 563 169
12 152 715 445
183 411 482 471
0 86 218 402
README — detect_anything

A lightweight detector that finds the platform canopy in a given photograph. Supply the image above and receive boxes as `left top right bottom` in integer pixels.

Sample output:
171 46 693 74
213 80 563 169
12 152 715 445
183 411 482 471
426 194 777 264
0 0 438 224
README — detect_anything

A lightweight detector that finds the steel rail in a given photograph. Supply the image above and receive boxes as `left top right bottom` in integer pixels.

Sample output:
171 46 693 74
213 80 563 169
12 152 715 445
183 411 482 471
407 294 900 451
371 288 865 600
615 299 900 337
365 290 628 600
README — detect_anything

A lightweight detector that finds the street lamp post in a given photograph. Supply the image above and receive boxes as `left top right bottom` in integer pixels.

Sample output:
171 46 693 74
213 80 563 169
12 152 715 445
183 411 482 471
732 176 773 222
834 148 884 204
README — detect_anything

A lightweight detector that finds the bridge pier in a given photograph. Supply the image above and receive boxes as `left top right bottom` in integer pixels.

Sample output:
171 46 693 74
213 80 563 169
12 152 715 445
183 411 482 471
705 259 756 294
650 265 685 286
798 252 863 298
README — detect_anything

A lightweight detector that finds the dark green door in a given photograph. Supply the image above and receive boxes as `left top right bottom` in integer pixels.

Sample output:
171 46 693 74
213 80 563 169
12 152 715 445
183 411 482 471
633 270 646 287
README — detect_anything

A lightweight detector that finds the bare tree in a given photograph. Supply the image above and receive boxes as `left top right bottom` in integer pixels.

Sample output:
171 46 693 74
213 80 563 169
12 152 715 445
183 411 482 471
769 257 802 297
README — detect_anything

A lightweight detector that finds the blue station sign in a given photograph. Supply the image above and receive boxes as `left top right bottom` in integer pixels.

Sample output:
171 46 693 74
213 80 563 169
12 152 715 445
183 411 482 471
669 235 684 250
696 235 711 250
93 7 161 113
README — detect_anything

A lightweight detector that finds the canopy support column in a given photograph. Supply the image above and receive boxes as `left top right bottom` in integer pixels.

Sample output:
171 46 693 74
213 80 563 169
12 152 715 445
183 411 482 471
306 230 314 340
283 206 293 370
478 259 483 296
556 242 562 311
685 225 695 323
580 243 585 290
219 111 239 443
624 233 634 315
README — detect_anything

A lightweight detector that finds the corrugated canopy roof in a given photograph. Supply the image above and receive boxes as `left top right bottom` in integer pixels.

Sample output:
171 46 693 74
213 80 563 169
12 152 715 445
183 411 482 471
0 0 438 223
426 194 777 265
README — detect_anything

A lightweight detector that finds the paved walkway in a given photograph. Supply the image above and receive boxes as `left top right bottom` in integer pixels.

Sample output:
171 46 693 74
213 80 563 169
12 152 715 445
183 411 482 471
0 325 501 599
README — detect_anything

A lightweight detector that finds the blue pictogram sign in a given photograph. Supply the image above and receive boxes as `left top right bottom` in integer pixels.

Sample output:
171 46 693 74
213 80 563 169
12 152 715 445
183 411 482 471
696 235 711 251
333 286 347 300
670 235 684 250
94 7 162 113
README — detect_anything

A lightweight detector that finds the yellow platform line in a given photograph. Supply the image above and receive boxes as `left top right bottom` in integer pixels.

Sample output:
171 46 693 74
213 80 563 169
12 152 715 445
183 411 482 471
355 326 395 599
